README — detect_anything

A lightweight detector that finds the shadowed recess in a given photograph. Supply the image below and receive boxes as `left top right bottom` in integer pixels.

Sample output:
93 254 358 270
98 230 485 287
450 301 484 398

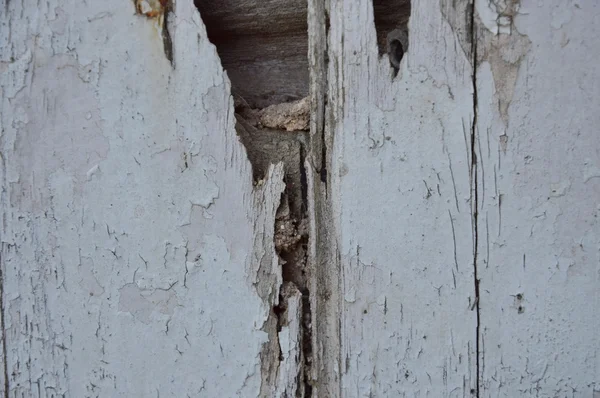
195 2 313 396
373 0 411 76
195 0 309 109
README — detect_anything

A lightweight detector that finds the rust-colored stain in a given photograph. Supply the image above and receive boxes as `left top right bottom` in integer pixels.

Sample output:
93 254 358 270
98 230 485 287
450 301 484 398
135 0 168 18
134 0 173 62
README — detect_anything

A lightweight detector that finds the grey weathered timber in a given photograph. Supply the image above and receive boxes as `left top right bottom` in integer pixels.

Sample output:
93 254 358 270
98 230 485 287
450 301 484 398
196 0 309 109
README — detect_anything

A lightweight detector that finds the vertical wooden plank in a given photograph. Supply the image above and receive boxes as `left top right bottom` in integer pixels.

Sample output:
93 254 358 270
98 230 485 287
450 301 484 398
476 0 600 395
325 0 477 395
0 0 291 395
306 0 342 396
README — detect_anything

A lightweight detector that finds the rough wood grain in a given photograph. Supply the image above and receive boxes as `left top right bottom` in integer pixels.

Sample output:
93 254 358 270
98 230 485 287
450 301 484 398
196 0 309 109
306 1 342 396
475 0 600 395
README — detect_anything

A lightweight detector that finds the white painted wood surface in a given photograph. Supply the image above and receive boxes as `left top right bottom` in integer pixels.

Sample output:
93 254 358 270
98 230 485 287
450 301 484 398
323 0 599 397
326 0 477 396
475 1 600 396
0 0 293 396
1 0 598 396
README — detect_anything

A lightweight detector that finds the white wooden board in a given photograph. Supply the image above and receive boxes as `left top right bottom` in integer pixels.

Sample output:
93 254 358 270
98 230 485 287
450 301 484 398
0 0 293 395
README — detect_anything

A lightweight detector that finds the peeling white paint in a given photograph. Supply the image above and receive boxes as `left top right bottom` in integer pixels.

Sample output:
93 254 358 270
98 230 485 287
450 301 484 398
0 0 284 395
475 0 518 35
326 0 476 395
477 0 600 395
1 0 598 396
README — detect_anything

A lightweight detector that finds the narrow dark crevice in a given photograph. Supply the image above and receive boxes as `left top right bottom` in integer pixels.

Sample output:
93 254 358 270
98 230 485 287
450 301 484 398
319 14 330 185
300 294 313 397
132 0 173 63
469 1 481 396
0 255 9 398
0 134 8 398
162 0 174 63
196 2 312 395
273 164 312 396
372 0 411 77
297 155 313 397
299 144 309 214
319 128 327 184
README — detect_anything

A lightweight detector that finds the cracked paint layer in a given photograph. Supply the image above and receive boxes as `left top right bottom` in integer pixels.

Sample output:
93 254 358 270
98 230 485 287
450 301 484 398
1 0 598 397
0 0 276 395
326 0 477 396
118 284 178 323
475 0 600 396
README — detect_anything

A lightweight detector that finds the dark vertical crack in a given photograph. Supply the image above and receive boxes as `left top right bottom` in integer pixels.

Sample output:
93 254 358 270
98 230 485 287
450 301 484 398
0 248 9 398
273 158 312 396
273 147 313 397
319 14 330 186
300 144 309 214
469 1 481 396
319 127 327 184
0 144 8 397
162 0 174 64
298 147 313 398
133 0 173 63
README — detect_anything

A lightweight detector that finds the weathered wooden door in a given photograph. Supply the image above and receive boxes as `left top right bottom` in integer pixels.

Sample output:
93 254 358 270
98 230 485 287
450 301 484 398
1 0 598 396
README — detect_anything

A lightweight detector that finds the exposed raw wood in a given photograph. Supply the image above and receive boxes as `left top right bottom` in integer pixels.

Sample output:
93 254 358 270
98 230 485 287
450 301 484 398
196 0 309 108
306 0 341 396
